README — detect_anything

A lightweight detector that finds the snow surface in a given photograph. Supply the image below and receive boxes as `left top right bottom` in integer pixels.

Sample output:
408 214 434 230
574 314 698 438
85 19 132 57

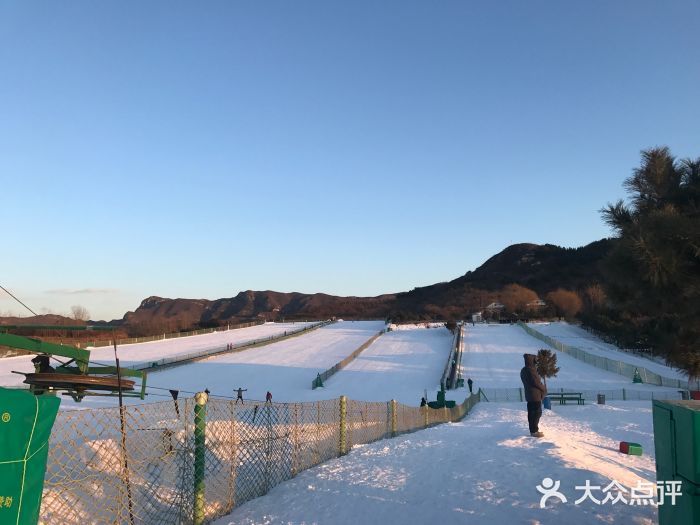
0 321 314 387
315 324 453 404
528 321 688 381
49 320 386 408
215 401 658 525
461 324 680 393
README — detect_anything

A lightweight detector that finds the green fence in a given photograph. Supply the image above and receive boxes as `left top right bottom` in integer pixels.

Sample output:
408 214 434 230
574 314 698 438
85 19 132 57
518 322 699 390
40 392 480 524
131 320 332 372
312 329 385 389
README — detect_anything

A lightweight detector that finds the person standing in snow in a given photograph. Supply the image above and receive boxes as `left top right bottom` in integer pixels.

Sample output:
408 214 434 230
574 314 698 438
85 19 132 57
420 397 427 407
265 391 272 404
467 378 473 394
235 387 247 404
520 354 546 437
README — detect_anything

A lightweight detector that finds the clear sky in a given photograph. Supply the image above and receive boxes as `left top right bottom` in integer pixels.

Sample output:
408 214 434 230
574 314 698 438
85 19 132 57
1 1 699 321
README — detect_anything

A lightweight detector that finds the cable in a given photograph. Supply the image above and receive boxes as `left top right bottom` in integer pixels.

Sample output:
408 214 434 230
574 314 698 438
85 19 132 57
0 284 38 316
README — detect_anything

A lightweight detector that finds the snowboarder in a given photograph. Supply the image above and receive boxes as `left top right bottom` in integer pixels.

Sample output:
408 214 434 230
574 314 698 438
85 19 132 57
265 391 272 404
467 378 473 394
520 354 547 438
235 387 247 404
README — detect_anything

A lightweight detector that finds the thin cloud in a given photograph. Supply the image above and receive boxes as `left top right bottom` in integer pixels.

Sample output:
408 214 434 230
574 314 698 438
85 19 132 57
44 288 119 295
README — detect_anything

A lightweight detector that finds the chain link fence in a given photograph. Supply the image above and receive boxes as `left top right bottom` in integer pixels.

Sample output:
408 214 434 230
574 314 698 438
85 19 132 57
40 392 480 524
479 387 686 403
518 322 699 390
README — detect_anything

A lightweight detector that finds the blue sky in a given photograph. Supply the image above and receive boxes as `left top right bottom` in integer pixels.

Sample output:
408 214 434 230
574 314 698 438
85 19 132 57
1 1 699 321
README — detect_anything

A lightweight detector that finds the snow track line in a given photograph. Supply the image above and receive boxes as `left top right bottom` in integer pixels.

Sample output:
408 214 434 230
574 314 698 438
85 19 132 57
133 320 334 373
311 329 385 388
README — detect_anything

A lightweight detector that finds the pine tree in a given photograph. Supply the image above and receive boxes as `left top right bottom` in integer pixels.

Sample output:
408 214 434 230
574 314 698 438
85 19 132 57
600 147 700 380
536 348 560 389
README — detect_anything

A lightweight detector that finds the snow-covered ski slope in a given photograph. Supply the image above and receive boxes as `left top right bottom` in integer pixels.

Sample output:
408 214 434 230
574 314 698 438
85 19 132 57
215 401 658 525
59 320 385 408
316 324 453 404
528 321 687 380
0 321 314 388
461 324 680 393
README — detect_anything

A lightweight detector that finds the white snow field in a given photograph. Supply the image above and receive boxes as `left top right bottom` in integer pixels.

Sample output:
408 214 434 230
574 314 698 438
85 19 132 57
140 320 387 403
315 324 453 404
215 402 659 525
461 324 681 395
0 321 314 388
55 320 386 408
528 321 688 381
208 322 674 525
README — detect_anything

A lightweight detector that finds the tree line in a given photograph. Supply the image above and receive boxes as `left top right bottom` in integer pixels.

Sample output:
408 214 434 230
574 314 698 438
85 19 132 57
587 146 700 380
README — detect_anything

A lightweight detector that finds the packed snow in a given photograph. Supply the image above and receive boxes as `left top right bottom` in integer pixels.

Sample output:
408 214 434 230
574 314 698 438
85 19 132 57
316 324 453 404
52 320 386 408
0 321 314 388
2 320 685 525
215 401 659 525
528 321 688 381
461 324 681 395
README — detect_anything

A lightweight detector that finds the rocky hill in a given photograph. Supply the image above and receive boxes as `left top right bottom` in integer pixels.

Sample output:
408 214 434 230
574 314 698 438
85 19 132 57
1 240 612 336
115 239 612 333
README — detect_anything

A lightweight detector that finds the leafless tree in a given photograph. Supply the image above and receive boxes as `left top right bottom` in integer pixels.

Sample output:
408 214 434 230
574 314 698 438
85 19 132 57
70 305 90 322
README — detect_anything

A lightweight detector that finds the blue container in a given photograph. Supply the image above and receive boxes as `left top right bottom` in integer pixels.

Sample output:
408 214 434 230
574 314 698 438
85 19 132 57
543 397 552 410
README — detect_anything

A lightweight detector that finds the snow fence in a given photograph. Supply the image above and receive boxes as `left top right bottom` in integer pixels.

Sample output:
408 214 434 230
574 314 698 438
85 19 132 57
518 322 699 390
39 392 480 524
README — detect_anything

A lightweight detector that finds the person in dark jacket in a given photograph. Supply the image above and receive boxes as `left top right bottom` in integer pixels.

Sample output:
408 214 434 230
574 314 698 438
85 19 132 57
520 354 546 437
467 378 473 394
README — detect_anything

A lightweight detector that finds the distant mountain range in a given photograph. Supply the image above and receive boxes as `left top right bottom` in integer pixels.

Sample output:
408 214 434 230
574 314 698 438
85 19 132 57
116 239 613 333
1 240 612 336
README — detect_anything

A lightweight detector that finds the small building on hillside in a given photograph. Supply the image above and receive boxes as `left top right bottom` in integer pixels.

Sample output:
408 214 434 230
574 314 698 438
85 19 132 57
471 312 483 323
527 299 546 309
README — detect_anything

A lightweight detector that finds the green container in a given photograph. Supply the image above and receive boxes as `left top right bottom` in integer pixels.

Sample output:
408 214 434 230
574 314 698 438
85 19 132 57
658 478 700 525
0 388 61 525
653 400 700 484
653 400 700 525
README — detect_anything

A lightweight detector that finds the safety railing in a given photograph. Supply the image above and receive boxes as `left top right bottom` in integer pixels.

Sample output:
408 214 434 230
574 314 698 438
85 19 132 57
311 329 385 389
518 322 699 390
129 320 332 373
478 386 686 403
83 320 265 348
40 392 480 525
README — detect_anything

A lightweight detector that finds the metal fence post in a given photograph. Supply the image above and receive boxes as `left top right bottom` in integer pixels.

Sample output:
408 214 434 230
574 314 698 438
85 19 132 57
194 391 208 525
390 400 397 437
339 396 347 455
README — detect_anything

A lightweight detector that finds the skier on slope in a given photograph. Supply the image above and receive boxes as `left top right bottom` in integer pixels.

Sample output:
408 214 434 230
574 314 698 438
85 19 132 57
235 387 247 404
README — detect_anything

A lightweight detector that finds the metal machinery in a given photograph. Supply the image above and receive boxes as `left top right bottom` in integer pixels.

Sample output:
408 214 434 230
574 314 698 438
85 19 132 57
0 324 147 402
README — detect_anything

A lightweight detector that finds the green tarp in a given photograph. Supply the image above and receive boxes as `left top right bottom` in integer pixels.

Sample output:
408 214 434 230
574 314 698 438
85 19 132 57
0 388 60 525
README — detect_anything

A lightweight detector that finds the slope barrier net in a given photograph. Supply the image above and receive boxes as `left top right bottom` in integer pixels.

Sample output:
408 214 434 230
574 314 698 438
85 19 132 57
40 393 480 525
518 322 699 390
